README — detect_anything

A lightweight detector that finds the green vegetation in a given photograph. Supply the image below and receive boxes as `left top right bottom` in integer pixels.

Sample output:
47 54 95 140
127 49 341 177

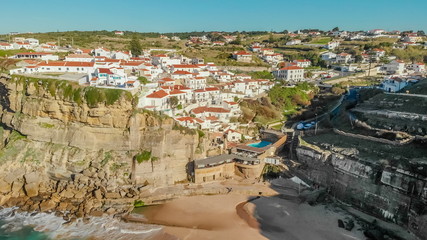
101 151 113 166
172 122 197 135
133 200 145 208
129 35 142 56
135 150 152 164
310 37 332 45
38 122 55 129
268 82 317 115
248 71 274 80
391 46 427 63
8 130 27 142
11 76 132 107
239 82 317 125
0 49 33 57
402 79 427 95
197 129 205 138
137 76 149 85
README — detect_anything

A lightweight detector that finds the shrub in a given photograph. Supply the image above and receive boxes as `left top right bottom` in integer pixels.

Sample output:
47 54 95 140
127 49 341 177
104 89 122 105
135 150 151 163
133 200 145 208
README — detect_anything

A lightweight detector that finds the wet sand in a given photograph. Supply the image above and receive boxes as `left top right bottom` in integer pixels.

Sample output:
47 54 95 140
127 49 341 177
134 192 367 240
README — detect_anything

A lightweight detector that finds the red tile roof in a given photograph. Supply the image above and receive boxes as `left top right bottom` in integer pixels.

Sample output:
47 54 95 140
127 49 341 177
279 66 303 70
169 89 186 95
173 64 198 68
38 61 95 67
146 90 169 99
98 68 113 74
173 70 192 75
192 107 230 114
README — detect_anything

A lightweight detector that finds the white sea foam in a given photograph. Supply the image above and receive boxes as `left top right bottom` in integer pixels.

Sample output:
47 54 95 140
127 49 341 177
0 207 164 240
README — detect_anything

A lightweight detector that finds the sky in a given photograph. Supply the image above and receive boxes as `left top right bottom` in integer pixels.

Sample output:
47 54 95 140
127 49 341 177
1 0 426 34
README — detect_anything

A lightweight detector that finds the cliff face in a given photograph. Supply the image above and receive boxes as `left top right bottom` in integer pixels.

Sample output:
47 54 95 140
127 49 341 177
295 143 427 239
0 76 204 186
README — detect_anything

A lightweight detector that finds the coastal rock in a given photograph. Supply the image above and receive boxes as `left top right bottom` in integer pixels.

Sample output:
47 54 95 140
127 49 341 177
93 189 103 200
11 180 24 193
24 172 40 184
0 179 11 194
39 200 57 212
24 183 39 197
74 191 85 199
105 192 121 199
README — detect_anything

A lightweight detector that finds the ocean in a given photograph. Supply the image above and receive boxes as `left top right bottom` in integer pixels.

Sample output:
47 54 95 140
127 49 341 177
0 207 165 240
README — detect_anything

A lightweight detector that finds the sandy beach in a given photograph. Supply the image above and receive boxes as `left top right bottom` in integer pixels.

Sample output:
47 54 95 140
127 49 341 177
134 180 368 240
139 194 267 240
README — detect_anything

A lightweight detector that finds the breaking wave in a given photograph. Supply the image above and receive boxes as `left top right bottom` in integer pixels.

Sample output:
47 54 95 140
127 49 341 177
0 207 166 240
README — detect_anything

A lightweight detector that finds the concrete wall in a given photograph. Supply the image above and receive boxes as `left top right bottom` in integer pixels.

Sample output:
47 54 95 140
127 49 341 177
194 162 235 183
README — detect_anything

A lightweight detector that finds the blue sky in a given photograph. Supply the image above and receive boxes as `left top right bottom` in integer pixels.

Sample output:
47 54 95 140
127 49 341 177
1 0 426 33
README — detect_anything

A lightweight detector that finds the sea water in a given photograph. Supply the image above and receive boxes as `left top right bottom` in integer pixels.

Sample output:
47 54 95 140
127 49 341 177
0 207 163 240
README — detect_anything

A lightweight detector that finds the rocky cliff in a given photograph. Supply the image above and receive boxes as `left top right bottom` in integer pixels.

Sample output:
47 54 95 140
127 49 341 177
0 75 206 218
294 137 427 239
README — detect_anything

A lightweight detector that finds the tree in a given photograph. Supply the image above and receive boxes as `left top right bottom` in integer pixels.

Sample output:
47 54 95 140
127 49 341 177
169 96 179 109
129 35 142 56
269 32 275 43
332 27 340 32
137 76 149 85
355 55 363 63
230 33 241 45
417 30 425 36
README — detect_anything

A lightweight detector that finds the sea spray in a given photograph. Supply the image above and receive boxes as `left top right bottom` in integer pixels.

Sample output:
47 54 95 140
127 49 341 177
0 208 165 240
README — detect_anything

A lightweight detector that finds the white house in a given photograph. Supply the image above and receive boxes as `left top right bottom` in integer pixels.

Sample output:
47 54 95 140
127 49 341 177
325 41 340 50
143 90 169 110
158 77 175 86
382 60 405 75
93 47 112 58
25 38 39 46
175 117 204 129
368 29 385 35
11 52 59 61
112 51 131 60
191 106 231 122
321 52 337 61
172 70 194 80
293 59 312 68
286 39 302 45
225 129 243 143
13 42 32 49
410 63 425 73
336 53 352 64
0 42 13 50
184 77 206 89
372 48 386 58
232 51 252 62
65 54 94 62
381 77 408 92
171 64 200 73
36 61 96 74
273 66 305 82
193 87 221 103
402 34 423 43
95 68 127 86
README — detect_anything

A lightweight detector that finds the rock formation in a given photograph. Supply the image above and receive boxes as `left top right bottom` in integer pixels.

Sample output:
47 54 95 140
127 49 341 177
0 75 208 218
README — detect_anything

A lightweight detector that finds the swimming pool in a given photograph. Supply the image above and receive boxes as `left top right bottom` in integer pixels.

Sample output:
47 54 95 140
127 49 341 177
248 141 272 148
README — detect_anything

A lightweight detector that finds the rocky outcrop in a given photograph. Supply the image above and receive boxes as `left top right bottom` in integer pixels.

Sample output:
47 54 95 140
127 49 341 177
0 75 210 218
295 144 427 239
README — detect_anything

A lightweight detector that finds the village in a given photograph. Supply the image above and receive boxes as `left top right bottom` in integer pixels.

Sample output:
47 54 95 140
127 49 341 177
1 30 425 144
